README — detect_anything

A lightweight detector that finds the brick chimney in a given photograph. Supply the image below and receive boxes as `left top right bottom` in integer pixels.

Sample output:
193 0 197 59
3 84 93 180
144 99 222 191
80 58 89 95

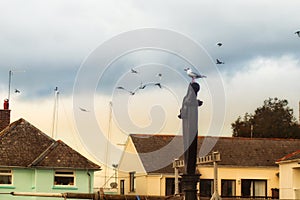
0 99 11 132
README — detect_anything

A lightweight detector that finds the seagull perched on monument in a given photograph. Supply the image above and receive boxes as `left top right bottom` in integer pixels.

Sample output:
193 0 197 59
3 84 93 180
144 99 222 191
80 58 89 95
184 67 206 82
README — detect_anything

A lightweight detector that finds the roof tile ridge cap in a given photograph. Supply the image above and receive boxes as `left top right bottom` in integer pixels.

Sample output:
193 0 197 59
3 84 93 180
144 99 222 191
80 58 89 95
277 149 300 162
27 141 59 167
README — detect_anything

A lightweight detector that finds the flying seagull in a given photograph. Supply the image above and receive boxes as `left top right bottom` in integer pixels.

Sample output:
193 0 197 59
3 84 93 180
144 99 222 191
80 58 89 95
184 68 206 82
131 68 138 74
155 83 162 89
216 42 223 47
116 86 135 95
139 84 146 90
295 30 300 37
137 82 162 90
14 89 20 93
216 59 225 64
79 107 89 112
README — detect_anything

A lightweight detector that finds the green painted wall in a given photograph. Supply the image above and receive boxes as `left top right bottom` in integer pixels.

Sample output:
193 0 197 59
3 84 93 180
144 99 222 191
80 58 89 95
0 168 96 200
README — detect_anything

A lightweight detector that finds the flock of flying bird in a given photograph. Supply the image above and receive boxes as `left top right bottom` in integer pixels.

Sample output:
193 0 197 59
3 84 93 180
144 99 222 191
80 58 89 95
116 69 163 95
13 31 300 99
116 42 224 96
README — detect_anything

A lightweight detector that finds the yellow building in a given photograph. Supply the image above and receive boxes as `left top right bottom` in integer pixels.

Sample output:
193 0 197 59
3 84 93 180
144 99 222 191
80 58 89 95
277 150 300 199
118 134 300 198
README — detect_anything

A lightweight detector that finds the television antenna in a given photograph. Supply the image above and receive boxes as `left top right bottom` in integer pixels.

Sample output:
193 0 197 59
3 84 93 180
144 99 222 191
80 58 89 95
8 69 25 101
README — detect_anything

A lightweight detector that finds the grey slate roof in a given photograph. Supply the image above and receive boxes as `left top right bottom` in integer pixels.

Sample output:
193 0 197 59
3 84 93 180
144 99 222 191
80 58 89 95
0 118 100 170
130 134 300 173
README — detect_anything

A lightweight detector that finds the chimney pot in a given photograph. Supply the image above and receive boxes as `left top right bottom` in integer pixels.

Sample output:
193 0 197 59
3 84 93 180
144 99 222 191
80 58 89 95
3 99 9 110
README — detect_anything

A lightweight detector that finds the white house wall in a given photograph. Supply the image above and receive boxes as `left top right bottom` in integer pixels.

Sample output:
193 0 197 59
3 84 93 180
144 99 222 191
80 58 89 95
279 161 300 199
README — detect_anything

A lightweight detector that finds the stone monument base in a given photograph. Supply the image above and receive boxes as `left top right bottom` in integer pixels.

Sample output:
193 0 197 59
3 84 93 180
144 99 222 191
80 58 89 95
181 174 200 200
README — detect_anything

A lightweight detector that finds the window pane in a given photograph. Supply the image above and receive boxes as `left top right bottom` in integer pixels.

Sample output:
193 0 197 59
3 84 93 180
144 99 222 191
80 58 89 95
54 177 74 185
55 171 74 175
254 180 266 197
241 179 266 197
200 179 213 197
0 175 12 184
54 171 75 186
129 172 135 192
0 170 11 174
221 180 236 197
241 180 251 197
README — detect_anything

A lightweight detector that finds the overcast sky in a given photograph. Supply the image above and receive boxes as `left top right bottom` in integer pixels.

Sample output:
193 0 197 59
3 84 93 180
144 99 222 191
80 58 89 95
1 0 300 175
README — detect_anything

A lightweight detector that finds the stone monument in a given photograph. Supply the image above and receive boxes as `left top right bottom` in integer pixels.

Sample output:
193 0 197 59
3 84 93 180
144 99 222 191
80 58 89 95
178 82 202 200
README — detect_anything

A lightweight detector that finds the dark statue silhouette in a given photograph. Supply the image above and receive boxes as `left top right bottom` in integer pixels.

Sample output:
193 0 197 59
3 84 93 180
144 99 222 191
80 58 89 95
178 82 202 200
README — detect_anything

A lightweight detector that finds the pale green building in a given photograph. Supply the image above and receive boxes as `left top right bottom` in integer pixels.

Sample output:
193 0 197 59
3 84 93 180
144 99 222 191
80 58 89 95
0 116 101 200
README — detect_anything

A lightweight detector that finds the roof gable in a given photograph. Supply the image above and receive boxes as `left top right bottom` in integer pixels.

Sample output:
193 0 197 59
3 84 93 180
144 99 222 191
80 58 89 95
118 137 146 173
0 118 100 170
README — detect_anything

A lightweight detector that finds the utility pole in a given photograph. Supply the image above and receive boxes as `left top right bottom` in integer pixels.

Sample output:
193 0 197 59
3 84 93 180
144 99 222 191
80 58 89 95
7 69 25 102
173 159 180 195
8 70 12 101
210 152 222 200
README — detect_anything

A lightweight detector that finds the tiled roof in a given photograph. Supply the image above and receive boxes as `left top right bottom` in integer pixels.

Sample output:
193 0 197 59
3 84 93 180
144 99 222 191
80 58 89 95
130 134 300 173
277 150 300 162
0 118 100 170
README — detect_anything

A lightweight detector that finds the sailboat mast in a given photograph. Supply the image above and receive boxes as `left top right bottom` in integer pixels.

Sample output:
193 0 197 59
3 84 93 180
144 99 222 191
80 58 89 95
104 101 113 188
51 87 59 138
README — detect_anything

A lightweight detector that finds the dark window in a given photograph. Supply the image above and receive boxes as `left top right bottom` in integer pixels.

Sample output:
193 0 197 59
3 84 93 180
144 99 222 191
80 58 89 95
120 180 125 195
165 178 182 196
54 171 75 186
221 179 236 197
0 169 12 185
241 179 267 198
165 178 175 196
200 179 213 197
129 172 135 192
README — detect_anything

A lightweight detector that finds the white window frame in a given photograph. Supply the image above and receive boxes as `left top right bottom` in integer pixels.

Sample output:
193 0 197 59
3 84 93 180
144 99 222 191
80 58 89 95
54 170 75 186
0 169 13 185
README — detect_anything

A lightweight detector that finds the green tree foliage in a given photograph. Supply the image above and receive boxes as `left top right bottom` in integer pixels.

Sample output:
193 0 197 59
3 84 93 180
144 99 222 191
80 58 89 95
232 98 300 138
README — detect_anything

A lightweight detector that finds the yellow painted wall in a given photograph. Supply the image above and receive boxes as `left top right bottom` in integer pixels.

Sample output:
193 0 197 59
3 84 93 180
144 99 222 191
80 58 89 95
147 175 162 195
199 165 279 197
118 166 279 196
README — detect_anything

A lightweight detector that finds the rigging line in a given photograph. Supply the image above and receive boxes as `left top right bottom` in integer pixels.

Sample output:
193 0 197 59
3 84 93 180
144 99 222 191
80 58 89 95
103 101 113 188
102 173 115 188
59 94 80 150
